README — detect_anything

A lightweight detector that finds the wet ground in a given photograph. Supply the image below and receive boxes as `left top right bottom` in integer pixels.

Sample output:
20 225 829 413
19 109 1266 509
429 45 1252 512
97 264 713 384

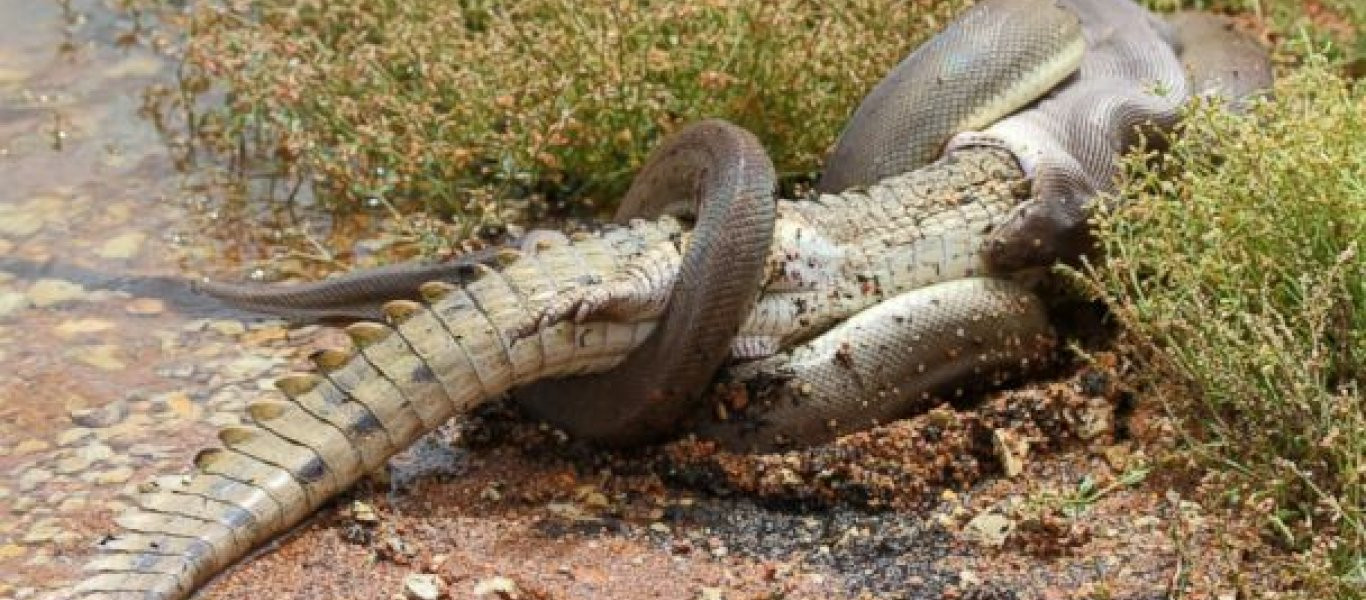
0 2 1280 599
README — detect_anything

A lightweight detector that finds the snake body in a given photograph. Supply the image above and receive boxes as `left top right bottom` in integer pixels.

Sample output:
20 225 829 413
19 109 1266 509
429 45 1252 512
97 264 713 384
512 120 779 445
817 0 1083 193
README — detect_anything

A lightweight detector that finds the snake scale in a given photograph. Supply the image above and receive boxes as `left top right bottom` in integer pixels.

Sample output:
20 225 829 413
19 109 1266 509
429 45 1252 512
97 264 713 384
77 0 1271 597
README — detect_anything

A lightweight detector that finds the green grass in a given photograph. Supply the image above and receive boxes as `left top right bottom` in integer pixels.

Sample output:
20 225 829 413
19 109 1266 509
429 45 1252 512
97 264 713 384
178 0 970 233
1083 54 1365 595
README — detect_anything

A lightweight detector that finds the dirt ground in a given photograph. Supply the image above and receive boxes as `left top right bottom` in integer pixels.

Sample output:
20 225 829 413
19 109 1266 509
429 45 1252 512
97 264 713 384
0 2 1287 599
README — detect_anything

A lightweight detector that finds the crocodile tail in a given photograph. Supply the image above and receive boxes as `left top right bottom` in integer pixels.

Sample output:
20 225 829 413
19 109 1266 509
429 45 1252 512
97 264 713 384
72 228 674 599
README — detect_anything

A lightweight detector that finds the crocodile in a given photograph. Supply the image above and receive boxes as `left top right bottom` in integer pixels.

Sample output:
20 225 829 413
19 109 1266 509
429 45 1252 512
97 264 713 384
76 143 1045 597
74 0 1271 596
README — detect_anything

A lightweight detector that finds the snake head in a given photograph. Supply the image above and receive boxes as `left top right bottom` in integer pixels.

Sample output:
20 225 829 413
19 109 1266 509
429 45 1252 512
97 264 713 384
984 194 1095 272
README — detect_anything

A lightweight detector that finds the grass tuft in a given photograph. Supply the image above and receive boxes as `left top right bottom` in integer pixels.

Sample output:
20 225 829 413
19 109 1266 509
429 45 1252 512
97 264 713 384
181 0 970 231
1083 54 1365 595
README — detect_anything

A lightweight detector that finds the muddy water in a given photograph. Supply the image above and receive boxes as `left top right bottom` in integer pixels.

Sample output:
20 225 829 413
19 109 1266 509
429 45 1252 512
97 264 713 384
0 2 324 596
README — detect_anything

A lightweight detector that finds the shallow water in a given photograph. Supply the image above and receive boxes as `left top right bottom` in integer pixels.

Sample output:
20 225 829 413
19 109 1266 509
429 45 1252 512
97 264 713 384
0 2 320 596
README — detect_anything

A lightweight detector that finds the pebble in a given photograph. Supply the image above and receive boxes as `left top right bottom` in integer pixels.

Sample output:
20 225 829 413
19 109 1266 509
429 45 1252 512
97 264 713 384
125 297 165 316
55 454 92 475
87 466 134 485
13 439 51 455
78 443 115 463
472 576 519 598
17 468 53 492
152 391 200 419
95 232 146 259
351 501 379 524
963 511 1014 548
403 574 443 600
56 495 88 511
26 278 88 308
0 210 43 237
55 318 116 338
0 291 26 319
67 344 126 371
11 496 36 514
206 412 239 427
221 355 277 380
992 429 1029 478
69 400 129 428
156 365 196 379
126 443 173 458
56 427 95 447
208 319 246 336
21 518 66 544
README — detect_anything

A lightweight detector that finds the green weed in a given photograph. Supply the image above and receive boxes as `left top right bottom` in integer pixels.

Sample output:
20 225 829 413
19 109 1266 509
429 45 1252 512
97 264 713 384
180 0 970 233
1084 55 1365 596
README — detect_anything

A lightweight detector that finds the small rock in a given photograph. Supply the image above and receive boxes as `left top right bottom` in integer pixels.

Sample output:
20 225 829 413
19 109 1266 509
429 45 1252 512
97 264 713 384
403 574 443 600
13 439 51 455
208 320 246 336
206 412 239 427
0 210 43 237
124 297 165 316
0 292 26 319
992 429 1029 478
153 391 200 420
473 576 520 598
22 518 66 544
581 492 610 510
155 365 196 379
95 232 146 260
241 325 288 345
87 466 134 485
126 443 172 458
18 468 53 492
351 501 379 524
1077 398 1113 440
221 355 277 380
70 400 128 428
11 496 37 514
67 345 126 371
56 428 94 447
57 495 88 511
25 278 86 308
1101 444 1131 471
959 570 982 587
55 454 93 475
962 511 1014 548
697 587 725 600
77 443 115 462
54 318 116 338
